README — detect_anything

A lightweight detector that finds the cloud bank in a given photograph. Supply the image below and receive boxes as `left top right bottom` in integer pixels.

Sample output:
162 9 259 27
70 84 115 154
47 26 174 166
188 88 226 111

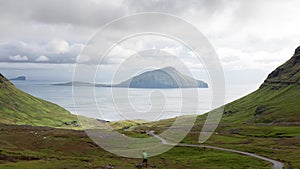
0 0 299 73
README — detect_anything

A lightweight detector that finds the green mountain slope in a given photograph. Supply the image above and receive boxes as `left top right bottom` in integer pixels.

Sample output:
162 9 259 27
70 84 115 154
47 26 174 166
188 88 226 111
0 73 79 128
222 46 300 124
128 46 300 168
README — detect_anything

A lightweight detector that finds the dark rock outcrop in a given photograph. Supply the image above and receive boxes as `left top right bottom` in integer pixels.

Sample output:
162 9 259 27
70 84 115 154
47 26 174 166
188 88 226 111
254 105 266 116
295 46 300 55
260 46 300 88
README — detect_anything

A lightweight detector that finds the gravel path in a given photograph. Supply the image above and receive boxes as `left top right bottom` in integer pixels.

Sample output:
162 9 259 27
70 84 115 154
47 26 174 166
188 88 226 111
148 131 284 169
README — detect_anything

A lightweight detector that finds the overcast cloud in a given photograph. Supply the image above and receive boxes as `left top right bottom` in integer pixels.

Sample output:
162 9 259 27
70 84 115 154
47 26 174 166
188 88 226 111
1 0 300 91
0 0 298 62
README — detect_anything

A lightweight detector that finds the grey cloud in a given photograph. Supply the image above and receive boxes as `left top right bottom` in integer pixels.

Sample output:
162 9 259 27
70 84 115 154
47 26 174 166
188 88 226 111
0 0 127 27
36 55 49 62
0 0 235 28
0 41 83 63
254 58 282 64
9 55 28 61
221 55 240 63
124 0 231 15
0 0 299 69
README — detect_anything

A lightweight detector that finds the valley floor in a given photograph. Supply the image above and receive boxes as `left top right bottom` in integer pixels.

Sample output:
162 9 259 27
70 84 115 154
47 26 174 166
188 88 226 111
0 124 272 169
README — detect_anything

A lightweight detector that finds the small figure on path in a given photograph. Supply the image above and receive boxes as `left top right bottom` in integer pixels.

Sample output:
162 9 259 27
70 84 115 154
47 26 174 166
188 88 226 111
142 150 148 168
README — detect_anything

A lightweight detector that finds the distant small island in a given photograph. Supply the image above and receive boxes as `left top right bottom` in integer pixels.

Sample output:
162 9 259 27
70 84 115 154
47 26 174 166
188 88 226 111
54 67 208 88
9 76 26 81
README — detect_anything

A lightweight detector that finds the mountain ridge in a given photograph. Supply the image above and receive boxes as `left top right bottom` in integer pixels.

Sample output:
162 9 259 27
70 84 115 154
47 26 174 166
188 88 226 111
221 46 300 124
261 46 300 88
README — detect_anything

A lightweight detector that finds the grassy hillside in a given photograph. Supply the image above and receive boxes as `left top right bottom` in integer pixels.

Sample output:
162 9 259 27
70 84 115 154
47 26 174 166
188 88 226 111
0 73 78 128
130 47 300 168
222 46 300 124
191 84 300 168
221 84 300 124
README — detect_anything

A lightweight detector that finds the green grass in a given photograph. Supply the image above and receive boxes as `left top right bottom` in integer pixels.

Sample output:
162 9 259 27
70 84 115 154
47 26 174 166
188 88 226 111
109 119 148 130
132 122 300 168
0 74 79 129
0 124 271 169
221 84 300 124
128 83 300 168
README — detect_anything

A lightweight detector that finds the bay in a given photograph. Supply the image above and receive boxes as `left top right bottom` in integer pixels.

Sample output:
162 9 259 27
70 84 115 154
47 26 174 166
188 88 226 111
12 80 250 122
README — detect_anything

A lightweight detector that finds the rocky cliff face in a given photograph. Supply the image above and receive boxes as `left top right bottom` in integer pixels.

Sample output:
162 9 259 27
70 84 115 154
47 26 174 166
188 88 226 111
261 46 300 88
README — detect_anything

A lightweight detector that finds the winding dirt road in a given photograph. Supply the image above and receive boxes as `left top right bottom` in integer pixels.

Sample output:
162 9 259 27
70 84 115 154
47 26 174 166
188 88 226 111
148 131 284 169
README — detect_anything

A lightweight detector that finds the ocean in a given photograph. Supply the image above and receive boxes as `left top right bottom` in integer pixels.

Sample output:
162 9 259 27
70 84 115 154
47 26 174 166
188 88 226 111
11 80 253 122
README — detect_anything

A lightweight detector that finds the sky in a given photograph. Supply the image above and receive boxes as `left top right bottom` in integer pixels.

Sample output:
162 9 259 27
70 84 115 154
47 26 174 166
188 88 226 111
1 0 300 97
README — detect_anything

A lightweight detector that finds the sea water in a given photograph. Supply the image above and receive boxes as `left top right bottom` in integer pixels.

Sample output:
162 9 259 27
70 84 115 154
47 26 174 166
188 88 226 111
11 80 252 122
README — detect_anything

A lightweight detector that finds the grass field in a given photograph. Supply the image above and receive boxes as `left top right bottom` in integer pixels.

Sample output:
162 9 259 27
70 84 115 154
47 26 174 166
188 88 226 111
0 124 271 169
